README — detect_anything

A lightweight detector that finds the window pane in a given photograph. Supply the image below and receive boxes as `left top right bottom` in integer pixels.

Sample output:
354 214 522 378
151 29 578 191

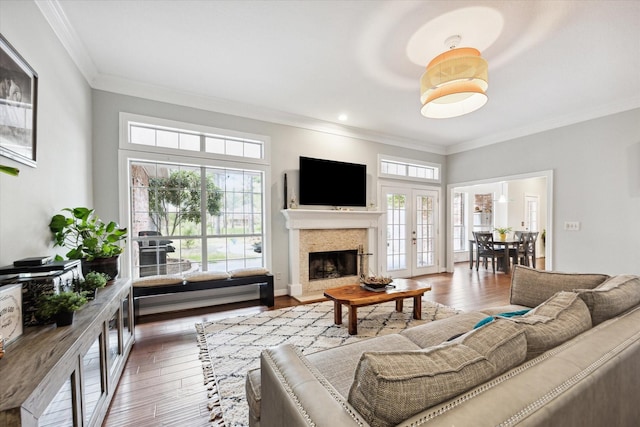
130 125 155 146
179 133 200 151
244 142 262 159
156 129 179 149
226 139 244 156
205 137 225 154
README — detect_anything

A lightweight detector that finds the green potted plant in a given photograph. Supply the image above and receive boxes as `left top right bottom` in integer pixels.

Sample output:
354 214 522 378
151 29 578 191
76 271 110 300
37 291 88 326
49 207 128 279
494 226 513 241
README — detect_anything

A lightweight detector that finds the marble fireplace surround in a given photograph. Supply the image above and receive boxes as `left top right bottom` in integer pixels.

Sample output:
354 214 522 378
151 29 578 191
282 209 384 301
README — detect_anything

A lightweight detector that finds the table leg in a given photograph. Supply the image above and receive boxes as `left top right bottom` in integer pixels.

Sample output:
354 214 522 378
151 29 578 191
395 299 403 312
413 295 423 320
469 241 474 269
503 243 511 274
348 306 358 335
333 301 342 325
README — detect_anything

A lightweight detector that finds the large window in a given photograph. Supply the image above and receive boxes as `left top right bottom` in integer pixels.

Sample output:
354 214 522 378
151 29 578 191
120 114 269 279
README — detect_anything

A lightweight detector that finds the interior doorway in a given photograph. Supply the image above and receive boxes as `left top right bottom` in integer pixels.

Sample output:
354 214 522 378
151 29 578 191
447 170 553 272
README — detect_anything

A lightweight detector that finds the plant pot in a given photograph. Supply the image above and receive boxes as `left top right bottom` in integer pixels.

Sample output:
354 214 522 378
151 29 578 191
499 233 507 241
82 256 119 282
54 311 75 327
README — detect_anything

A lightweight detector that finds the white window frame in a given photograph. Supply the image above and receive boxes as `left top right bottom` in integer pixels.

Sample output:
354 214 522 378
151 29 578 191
117 113 271 279
378 154 441 183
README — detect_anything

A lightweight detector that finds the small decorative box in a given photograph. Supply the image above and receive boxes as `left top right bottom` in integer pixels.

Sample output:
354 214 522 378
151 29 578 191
0 284 23 345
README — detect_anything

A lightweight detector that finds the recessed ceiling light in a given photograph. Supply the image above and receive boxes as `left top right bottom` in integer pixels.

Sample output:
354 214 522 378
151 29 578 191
338 114 348 121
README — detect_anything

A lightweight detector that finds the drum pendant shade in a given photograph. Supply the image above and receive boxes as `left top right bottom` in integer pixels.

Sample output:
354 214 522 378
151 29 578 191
420 47 488 119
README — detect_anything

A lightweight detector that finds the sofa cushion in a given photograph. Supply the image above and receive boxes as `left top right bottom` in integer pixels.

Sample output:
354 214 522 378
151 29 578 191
507 291 592 359
399 311 487 349
245 368 261 420
307 333 422 398
510 266 609 307
347 320 526 427
575 275 640 325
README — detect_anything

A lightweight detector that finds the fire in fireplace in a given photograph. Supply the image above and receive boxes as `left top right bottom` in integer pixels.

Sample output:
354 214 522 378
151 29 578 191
308 249 358 281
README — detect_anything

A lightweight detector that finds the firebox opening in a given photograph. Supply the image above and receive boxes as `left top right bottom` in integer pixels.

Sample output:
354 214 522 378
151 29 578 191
309 249 358 281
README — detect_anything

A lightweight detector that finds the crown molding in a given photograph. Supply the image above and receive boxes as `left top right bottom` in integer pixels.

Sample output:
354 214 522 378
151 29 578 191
92 73 447 155
446 96 640 155
35 0 99 85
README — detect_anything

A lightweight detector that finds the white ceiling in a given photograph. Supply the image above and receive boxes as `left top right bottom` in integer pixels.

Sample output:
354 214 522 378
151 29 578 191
38 0 640 155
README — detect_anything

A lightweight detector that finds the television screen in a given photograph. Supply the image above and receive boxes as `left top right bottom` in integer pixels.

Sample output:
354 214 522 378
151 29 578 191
299 156 367 207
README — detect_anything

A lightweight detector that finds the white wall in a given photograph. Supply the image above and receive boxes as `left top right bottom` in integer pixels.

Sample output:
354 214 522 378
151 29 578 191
91 90 446 296
448 109 640 275
0 1 93 266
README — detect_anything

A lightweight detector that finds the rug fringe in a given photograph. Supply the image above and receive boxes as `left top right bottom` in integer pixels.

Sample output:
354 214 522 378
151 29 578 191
195 323 228 427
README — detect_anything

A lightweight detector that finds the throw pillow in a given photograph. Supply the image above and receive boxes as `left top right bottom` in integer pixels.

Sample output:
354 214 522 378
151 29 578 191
510 266 609 308
506 291 591 359
575 275 640 325
348 320 526 427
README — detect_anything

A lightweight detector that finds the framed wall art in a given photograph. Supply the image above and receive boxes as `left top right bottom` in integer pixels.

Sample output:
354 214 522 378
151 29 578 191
0 33 38 168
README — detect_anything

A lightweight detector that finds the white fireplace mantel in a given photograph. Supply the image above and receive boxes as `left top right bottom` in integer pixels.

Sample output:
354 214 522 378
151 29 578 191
281 209 385 301
281 209 384 230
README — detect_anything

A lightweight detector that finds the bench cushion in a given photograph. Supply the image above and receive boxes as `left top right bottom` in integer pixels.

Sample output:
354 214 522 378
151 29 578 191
132 274 183 288
183 271 230 282
229 267 270 277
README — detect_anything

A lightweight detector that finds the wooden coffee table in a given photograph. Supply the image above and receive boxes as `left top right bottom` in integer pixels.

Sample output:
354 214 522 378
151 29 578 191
323 278 431 335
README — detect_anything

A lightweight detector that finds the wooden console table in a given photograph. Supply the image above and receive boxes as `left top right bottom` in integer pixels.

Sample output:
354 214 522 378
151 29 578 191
324 278 431 335
0 278 134 427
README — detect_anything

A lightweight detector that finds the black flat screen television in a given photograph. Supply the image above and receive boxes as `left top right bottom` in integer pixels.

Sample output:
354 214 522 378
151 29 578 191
299 156 367 207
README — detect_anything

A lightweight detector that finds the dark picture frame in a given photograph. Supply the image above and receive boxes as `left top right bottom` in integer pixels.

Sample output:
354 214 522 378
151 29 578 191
0 33 38 168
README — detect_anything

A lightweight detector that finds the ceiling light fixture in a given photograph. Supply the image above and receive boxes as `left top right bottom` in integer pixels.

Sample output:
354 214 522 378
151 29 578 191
420 35 488 119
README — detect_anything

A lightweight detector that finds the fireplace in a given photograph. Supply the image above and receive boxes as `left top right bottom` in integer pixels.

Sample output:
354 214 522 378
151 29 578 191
282 209 385 301
309 249 358 280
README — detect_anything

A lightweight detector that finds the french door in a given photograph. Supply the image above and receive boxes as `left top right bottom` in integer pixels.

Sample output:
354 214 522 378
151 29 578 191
381 185 440 278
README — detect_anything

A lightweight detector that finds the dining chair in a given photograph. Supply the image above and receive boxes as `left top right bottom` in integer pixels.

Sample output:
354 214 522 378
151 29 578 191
473 232 506 273
509 231 527 266
521 232 539 268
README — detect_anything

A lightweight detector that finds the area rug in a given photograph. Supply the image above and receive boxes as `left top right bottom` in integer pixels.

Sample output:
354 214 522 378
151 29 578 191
195 299 460 426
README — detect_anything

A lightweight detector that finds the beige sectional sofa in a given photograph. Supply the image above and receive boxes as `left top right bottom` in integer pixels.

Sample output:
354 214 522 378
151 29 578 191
246 266 640 426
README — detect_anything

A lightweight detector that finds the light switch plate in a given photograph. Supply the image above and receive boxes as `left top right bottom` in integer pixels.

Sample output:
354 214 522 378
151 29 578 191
564 221 580 231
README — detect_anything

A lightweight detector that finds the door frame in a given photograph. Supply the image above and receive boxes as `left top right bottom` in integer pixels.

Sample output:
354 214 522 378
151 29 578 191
446 170 554 272
378 181 445 277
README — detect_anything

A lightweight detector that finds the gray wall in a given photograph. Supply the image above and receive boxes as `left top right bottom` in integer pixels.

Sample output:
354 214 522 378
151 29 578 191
92 90 446 294
0 1 93 266
447 108 640 275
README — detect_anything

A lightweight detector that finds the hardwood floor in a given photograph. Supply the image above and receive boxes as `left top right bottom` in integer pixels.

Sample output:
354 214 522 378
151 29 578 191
102 261 538 426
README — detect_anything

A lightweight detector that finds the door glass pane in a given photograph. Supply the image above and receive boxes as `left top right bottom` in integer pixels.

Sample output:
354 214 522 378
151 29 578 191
386 193 407 271
108 309 121 374
416 195 435 267
39 376 74 427
83 335 104 424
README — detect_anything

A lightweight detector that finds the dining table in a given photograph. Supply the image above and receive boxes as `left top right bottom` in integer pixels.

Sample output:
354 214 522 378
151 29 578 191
468 238 521 274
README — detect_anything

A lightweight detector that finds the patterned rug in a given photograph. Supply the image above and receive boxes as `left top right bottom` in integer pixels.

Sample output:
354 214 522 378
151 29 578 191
195 299 460 426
